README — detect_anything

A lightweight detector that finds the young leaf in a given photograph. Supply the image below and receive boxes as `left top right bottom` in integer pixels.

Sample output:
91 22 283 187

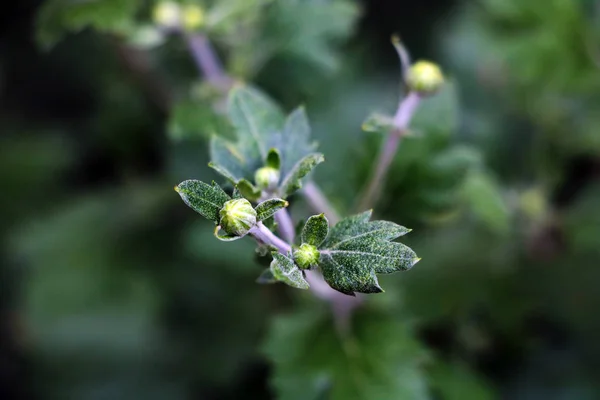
280 153 325 198
236 179 262 202
362 112 395 133
256 199 289 222
270 253 310 290
210 86 285 184
301 214 329 246
266 148 281 170
175 180 230 223
318 211 417 295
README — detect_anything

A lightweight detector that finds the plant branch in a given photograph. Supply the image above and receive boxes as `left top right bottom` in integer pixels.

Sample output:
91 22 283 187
357 91 422 211
185 33 233 90
274 209 296 244
302 181 341 224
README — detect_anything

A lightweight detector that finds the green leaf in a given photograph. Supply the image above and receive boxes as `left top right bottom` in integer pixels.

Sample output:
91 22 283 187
270 253 310 290
256 199 289 222
263 309 429 400
301 214 329 247
266 148 281 170
237 179 262 202
175 180 230 223
209 90 319 195
279 107 318 177
361 112 395 133
280 153 325 198
37 0 141 49
318 211 417 295
256 268 277 284
214 226 243 242
462 171 510 235
428 361 496 400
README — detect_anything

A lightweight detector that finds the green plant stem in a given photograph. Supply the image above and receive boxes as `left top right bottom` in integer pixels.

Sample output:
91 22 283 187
357 91 422 211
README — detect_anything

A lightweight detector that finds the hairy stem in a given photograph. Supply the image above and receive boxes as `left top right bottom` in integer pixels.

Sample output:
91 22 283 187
303 181 341 224
250 222 291 254
274 209 296 244
357 91 421 211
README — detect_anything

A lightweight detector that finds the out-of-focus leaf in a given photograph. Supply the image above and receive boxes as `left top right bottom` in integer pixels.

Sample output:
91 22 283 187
210 87 321 198
462 171 510 234
37 0 141 48
429 361 496 400
263 308 429 400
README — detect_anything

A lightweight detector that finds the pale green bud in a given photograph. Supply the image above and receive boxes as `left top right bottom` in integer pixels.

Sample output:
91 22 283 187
254 166 280 190
219 199 257 236
153 1 181 29
182 4 205 31
406 60 445 96
293 243 320 269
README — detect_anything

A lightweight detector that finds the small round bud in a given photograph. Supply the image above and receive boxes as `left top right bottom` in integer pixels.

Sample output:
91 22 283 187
254 167 280 190
182 4 205 31
293 243 320 269
219 199 257 236
153 1 181 29
406 60 445 96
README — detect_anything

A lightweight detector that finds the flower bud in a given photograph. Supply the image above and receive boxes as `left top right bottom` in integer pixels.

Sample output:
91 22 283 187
182 4 205 31
254 166 280 190
219 199 257 236
293 243 320 269
152 1 181 29
406 60 444 96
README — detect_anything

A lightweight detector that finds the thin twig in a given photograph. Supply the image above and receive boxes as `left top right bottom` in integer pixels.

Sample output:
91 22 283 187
185 33 233 90
357 91 421 211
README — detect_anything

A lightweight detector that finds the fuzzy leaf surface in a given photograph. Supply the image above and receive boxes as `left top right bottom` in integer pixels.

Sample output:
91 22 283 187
256 199 288 222
301 214 329 247
270 253 310 290
318 211 417 295
280 153 324 198
175 180 230 223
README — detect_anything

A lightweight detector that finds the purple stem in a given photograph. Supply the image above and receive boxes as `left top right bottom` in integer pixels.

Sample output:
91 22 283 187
302 181 341 224
185 34 232 90
274 209 296 244
357 91 421 211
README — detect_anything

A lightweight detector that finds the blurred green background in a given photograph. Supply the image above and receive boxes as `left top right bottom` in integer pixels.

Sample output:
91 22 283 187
2 0 600 399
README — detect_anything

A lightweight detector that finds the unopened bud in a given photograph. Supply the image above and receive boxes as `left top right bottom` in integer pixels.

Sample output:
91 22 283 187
153 1 181 29
293 243 320 269
219 199 257 236
254 166 280 190
406 60 444 96
182 4 205 31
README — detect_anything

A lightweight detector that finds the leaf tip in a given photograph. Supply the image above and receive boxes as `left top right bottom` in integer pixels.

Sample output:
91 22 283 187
412 257 422 267
174 185 181 193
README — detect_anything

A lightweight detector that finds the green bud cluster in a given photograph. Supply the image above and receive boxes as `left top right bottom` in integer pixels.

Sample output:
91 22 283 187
293 243 320 269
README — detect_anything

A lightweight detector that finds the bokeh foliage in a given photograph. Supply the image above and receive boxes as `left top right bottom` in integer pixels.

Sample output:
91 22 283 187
1 0 600 399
